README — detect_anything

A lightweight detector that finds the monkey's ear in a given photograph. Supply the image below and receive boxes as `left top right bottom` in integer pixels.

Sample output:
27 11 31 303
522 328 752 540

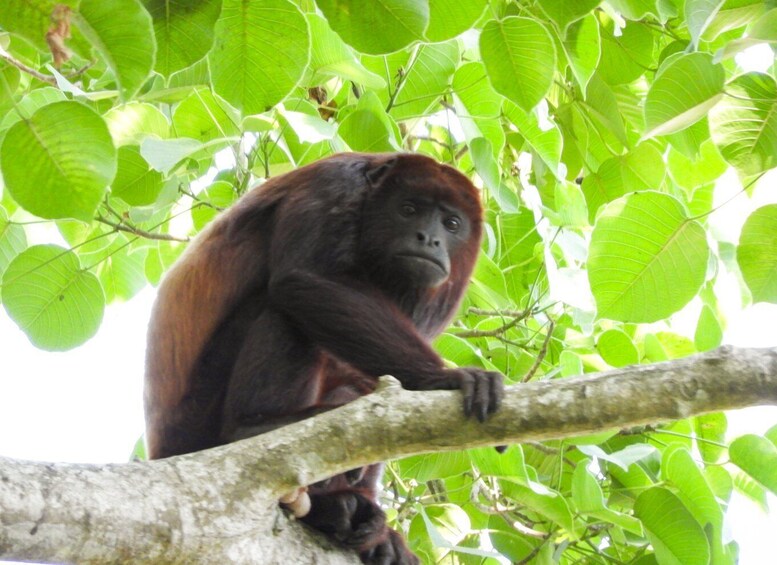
365 156 398 187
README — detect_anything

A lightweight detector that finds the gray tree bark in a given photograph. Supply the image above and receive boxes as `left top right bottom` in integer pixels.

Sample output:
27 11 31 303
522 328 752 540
1 346 776 564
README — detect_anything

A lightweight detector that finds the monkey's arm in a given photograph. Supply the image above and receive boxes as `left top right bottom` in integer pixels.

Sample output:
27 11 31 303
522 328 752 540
269 270 502 420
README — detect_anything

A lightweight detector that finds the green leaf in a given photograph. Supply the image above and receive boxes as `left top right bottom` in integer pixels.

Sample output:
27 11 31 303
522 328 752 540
582 143 665 222
98 245 148 302
715 8 777 60
317 0 428 55
191 181 238 231
451 62 505 158
142 0 221 76
694 304 723 351
597 328 639 367
729 434 777 495
74 0 156 100
709 72 777 176
112 146 165 206
663 448 723 536
667 140 727 190
686 0 725 48
338 91 399 152
693 412 727 464
480 16 556 112
644 53 725 138
578 443 657 471
0 101 117 221
140 136 204 174
172 89 240 142
0 207 27 279
634 487 711 565
589 191 709 323
560 14 601 95
737 204 777 304
0 87 67 131
597 20 654 85
306 14 385 89
1 245 105 350
104 102 171 146
470 137 520 213
572 464 643 535
210 0 309 114
390 41 460 121
503 102 563 179
539 0 599 33
425 0 486 42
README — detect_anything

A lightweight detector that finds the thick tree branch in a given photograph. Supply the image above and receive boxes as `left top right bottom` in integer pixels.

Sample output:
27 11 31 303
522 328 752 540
1 346 776 564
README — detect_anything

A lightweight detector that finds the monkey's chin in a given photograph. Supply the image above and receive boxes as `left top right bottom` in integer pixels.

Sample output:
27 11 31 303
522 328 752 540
394 255 449 288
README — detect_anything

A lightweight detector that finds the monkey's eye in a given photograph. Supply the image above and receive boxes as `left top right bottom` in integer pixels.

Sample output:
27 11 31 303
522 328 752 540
444 216 461 232
400 203 417 217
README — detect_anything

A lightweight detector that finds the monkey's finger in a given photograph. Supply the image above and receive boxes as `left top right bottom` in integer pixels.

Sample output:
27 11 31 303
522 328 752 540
475 375 490 422
460 372 475 418
489 371 504 413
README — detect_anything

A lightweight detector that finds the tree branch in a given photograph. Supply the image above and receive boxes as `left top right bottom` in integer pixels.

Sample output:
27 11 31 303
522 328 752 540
1 346 775 563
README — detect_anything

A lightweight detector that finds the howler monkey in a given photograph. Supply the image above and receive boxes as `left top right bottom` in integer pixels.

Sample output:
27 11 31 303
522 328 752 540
144 152 504 564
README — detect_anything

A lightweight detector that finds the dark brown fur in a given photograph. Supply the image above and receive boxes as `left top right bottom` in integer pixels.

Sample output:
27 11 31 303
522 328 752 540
144 153 503 564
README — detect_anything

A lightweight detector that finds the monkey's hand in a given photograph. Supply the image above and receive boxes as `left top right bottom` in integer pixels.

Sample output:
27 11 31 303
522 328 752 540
448 367 504 422
302 490 389 552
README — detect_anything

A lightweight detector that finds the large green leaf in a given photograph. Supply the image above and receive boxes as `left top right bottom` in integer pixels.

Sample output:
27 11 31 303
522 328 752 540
1 245 104 351
737 204 777 304
209 0 309 114
74 0 156 100
560 13 600 95
104 102 171 146
0 101 117 221
480 17 556 112
425 0 486 42
730 434 777 495
588 191 708 322
317 0 428 55
172 89 240 142
597 19 654 85
306 14 385 89
644 53 725 138
686 0 725 47
597 329 639 367
539 0 599 33
390 41 460 121
582 143 665 222
635 487 711 565
112 146 165 206
709 72 777 176
142 0 221 76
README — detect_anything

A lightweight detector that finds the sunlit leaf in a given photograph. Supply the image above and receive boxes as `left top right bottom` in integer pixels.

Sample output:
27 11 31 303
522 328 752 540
480 17 556 112
737 204 777 304
317 0 427 55
709 72 777 176
634 487 711 565
730 434 777 495
0 101 116 221
589 191 708 322
143 0 221 76
74 0 156 100
1 245 104 350
644 53 725 138
210 0 309 114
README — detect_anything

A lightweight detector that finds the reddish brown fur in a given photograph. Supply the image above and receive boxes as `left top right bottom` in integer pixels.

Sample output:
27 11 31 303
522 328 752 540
144 152 502 564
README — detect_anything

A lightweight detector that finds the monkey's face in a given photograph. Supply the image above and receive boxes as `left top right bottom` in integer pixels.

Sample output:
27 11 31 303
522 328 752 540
362 189 471 289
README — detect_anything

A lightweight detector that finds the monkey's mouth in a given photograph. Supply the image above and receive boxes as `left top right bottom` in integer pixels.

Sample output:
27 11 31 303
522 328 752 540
395 253 448 274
